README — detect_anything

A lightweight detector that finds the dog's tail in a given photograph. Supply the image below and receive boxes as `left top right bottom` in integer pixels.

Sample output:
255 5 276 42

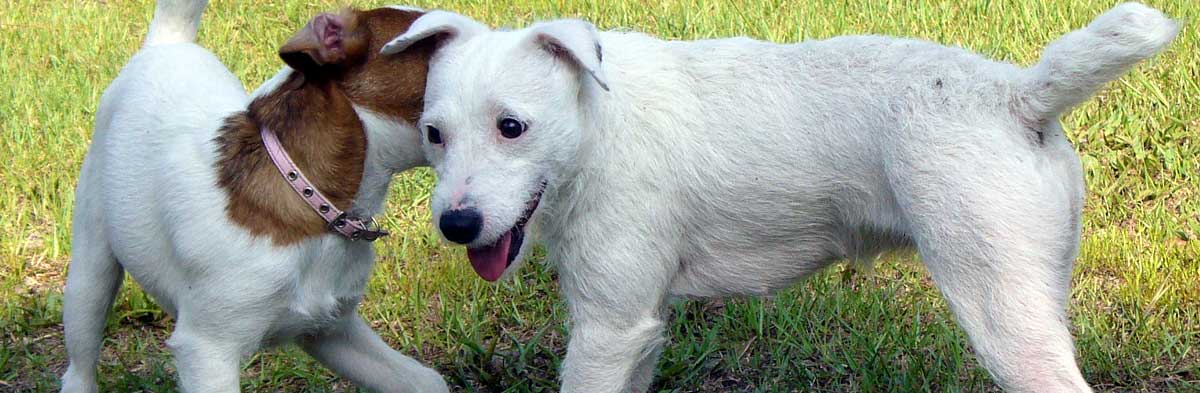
1017 2 1178 121
144 0 209 46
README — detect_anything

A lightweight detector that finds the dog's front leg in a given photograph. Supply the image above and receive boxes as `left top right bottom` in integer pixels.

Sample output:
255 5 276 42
166 324 248 393
557 244 676 393
627 304 671 390
561 314 667 393
300 311 449 393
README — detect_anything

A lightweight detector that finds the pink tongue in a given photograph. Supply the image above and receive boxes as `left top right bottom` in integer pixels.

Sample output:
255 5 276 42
466 230 512 282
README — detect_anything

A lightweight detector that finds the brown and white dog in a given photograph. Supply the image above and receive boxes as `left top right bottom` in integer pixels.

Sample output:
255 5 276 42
61 1 444 392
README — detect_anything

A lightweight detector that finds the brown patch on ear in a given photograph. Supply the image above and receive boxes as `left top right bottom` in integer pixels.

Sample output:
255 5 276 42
340 7 434 123
213 75 366 246
280 10 370 77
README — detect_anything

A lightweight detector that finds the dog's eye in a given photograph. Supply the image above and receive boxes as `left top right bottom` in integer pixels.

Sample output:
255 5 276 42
497 117 526 139
426 125 443 145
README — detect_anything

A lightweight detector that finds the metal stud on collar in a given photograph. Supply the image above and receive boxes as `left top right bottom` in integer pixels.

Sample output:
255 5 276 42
260 126 389 242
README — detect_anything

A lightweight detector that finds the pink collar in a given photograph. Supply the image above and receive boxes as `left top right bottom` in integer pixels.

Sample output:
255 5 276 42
260 127 387 242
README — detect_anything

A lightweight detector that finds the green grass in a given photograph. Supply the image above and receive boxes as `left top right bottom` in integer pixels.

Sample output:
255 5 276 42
1 0 1197 391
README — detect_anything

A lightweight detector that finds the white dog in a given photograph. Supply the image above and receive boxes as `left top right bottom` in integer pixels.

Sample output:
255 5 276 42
61 1 446 392
380 3 1177 392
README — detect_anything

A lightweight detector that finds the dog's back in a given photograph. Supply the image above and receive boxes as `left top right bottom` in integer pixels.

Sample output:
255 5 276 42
63 2 244 390
580 4 1177 298
79 0 248 302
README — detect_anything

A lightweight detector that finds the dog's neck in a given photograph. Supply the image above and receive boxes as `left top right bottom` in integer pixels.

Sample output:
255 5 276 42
350 106 423 219
214 71 371 246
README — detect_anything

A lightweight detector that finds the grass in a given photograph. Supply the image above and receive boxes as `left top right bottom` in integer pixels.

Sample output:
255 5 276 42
1 0 1197 391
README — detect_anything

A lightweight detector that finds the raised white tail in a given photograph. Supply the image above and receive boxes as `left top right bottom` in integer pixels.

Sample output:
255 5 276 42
144 0 210 46
1019 2 1178 121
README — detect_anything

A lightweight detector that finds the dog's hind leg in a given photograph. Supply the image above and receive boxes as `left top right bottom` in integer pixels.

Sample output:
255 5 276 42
61 243 121 393
889 138 1089 392
61 172 123 393
300 311 449 393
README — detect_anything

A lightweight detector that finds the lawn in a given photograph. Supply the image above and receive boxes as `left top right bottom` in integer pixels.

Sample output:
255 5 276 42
1 0 1197 391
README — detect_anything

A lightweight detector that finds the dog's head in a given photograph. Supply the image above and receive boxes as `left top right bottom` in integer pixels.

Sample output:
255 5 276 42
218 6 440 245
381 12 609 281
273 6 435 125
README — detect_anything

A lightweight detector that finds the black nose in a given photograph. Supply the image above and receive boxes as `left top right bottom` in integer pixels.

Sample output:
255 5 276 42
439 208 483 244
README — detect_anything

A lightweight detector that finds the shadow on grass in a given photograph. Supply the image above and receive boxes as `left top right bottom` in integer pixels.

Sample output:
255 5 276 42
4 260 1197 392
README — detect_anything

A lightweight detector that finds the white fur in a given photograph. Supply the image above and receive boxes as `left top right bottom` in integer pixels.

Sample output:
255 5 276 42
394 3 1178 392
385 5 426 14
60 2 445 392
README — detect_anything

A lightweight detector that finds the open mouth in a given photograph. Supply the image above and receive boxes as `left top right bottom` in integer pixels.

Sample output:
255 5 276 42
465 181 546 281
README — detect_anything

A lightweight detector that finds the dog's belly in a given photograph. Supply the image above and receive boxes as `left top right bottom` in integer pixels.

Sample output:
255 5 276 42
664 162 913 298
667 208 860 297
669 220 913 298
669 242 840 297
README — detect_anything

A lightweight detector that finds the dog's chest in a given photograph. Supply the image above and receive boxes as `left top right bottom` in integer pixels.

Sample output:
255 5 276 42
268 242 375 341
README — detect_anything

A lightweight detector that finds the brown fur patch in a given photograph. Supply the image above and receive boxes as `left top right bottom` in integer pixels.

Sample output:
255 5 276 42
214 8 432 246
342 8 436 123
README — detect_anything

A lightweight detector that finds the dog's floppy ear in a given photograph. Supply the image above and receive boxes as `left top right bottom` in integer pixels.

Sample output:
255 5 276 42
279 13 358 75
380 10 487 55
529 20 610 91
